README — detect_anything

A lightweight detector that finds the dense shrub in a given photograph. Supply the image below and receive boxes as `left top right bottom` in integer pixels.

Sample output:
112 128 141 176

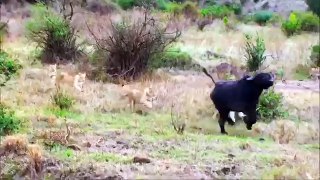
243 34 266 72
117 0 158 10
281 12 302 36
0 51 22 85
25 3 83 64
88 10 180 81
253 11 273 25
156 0 168 10
117 0 135 10
166 2 183 16
305 0 320 16
85 0 120 15
181 1 199 19
197 18 213 31
296 11 320 32
267 13 283 26
227 3 242 15
200 5 233 19
51 88 75 110
149 47 192 69
310 44 320 67
258 88 286 121
0 103 21 136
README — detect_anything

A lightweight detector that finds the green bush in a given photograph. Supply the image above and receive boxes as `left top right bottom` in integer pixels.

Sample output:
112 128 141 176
227 3 242 15
117 0 135 9
243 34 266 72
200 5 233 19
267 13 283 26
296 11 320 32
165 2 183 16
0 103 21 136
305 0 320 17
258 88 286 121
149 47 193 69
156 0 168 10
25 3 82 64
253 11 274 25
0 51 22 85
51 89 75 110
281 12 302 36
181 1 199 19
310 44 320 67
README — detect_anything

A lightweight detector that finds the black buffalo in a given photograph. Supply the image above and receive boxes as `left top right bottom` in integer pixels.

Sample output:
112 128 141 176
203 67 275 134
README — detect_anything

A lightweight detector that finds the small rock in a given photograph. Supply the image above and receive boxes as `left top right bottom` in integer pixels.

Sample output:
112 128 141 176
133 156 151 164
67 144 82 151
228 154 235 158
239 142 251 150
83 142 91 148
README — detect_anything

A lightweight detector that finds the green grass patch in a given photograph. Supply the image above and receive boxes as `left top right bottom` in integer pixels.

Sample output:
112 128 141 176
149 47 193 70
261 166 299 180
86 152 132 164
51 144 76 161
302 143 320 151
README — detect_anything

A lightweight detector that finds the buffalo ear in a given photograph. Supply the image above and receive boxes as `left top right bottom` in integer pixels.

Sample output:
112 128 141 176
269 73 275 82
246 76 254 81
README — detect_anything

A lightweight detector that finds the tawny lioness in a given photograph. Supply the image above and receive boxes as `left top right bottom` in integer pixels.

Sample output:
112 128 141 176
120 84 157 111
49 64 86 92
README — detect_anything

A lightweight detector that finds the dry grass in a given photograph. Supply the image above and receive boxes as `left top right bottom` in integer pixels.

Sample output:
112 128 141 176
252 120 319 144
1 134 29 154
0 10 319 178
178 21 319 78
26 144 44 172
280 89 320 125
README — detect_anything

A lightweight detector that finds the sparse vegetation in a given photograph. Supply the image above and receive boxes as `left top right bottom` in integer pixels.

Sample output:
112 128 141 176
243 34 266 72
0 21 8 45
50 88 75 111
294 64 311 80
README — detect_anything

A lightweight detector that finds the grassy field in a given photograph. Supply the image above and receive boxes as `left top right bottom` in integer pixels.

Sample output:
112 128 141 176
0 3 319 179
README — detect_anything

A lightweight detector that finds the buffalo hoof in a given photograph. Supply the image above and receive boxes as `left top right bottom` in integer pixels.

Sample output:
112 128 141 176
221 131 228 135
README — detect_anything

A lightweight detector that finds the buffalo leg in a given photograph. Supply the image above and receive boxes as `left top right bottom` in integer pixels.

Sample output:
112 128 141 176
243 109 257 130
218 110 230 134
